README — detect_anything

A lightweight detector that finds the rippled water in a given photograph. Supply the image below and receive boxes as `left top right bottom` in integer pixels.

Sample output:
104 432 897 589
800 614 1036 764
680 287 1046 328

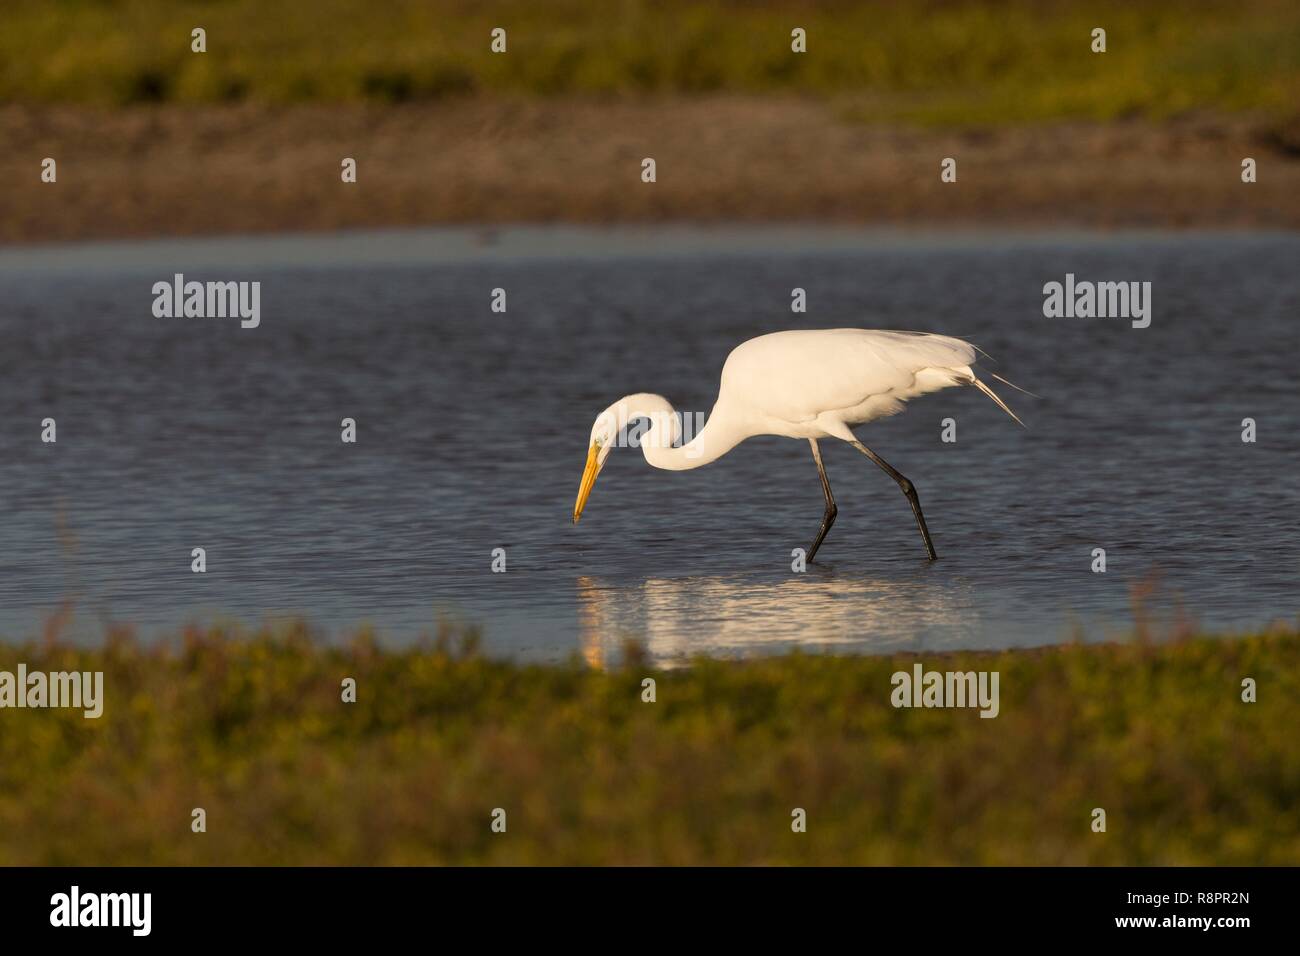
1 227 1296 662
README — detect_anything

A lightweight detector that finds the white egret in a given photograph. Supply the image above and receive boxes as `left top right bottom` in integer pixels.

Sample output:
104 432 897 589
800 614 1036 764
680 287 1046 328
572 329 1024 561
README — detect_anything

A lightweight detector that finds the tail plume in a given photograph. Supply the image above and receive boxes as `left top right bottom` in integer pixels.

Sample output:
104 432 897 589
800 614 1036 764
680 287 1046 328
988 371 1039 399
970 375 1026 428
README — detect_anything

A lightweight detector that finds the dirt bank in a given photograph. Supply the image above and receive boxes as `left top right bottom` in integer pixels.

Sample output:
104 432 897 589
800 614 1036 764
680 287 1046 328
2 97 1297 244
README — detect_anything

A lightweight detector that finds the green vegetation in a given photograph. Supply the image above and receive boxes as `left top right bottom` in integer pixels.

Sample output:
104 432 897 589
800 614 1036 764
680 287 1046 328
1 623 1296 864
0 1 1296 123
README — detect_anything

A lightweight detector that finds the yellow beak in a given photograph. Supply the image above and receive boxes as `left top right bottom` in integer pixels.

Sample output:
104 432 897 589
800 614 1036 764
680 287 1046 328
573 442 602 524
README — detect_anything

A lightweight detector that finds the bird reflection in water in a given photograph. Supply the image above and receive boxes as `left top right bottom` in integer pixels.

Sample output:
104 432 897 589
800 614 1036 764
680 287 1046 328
575 573 977 668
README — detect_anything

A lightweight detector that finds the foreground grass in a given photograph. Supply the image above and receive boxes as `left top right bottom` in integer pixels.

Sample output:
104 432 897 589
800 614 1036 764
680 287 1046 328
0 624 1295 865
2 1 1297 124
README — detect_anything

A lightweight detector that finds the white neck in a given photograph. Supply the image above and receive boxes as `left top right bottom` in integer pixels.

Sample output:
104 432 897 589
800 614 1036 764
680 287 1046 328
605 392 747 472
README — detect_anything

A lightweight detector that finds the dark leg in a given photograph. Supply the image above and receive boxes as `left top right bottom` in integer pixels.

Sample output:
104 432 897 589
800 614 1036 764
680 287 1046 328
850 440 937 560
806 439 837 563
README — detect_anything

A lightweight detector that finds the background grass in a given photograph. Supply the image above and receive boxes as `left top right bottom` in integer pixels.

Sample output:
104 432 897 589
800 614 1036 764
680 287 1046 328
0 623 1295 864
1 1 1297 123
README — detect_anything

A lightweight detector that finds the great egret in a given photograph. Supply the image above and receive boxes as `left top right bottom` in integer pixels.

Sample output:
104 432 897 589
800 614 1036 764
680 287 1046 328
572 329 1024 561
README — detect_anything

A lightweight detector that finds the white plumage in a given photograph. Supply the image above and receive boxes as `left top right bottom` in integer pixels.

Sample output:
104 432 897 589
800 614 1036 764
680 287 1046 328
717 329 988 437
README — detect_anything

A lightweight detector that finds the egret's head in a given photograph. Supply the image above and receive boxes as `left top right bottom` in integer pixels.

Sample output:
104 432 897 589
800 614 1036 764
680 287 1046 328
573 408 619 524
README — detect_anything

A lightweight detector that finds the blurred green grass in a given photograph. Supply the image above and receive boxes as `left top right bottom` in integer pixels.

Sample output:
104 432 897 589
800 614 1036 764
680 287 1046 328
0 623 1295 864
0 1 1296 122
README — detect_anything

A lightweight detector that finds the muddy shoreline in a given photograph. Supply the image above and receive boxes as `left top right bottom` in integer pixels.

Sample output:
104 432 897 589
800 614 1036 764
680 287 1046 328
2 98 1297 244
